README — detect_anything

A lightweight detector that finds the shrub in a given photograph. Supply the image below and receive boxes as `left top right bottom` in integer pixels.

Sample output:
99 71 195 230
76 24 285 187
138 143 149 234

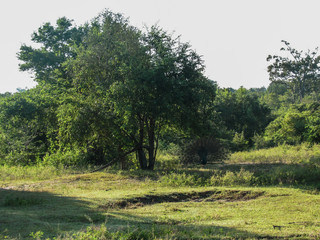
43 149 87 167
210 169 254 186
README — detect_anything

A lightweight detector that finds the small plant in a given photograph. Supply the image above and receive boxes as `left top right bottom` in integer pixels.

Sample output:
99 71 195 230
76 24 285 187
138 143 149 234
159 172 205 187
30 231 44 240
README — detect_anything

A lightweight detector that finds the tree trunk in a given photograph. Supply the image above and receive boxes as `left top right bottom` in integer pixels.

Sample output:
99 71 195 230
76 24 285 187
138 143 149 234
137 116 148 169
138 148 147 169
198 146 208 165
147 118 156 170
91 148 137 173
118 146 128 170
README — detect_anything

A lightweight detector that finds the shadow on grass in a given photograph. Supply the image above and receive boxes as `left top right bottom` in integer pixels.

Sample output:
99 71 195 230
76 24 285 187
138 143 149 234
0 188 281 239
103 211 285 240
0 189 104 239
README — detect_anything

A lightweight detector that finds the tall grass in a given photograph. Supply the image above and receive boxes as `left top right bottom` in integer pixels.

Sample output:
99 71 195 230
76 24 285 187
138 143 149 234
0 164 76 181
229 143 320 164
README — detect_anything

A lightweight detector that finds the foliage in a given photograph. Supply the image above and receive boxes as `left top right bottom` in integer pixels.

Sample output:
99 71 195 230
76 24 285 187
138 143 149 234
231 131 249 151
251 133 269 150
158 169 254 187
42 149 87 167
260 82 293 112
17 17 88 86
0 86 59 165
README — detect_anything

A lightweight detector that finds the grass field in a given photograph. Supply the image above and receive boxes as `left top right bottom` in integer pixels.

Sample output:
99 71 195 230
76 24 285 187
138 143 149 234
1 145 320 239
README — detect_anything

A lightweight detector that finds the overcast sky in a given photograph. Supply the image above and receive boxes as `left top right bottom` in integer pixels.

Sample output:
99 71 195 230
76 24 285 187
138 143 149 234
1 0 320 93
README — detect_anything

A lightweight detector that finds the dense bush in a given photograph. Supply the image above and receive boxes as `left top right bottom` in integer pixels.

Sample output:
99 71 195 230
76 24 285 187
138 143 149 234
264 103 320 145
179 137 228 165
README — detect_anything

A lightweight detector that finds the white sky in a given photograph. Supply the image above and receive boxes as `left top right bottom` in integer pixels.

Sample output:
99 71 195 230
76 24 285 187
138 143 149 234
1 0 320 93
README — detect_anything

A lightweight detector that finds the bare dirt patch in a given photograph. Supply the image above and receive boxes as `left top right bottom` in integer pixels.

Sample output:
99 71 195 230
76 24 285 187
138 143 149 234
101 189 264 209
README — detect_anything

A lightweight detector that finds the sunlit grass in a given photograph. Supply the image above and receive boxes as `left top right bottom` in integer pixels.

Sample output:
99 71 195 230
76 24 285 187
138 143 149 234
1 166 320 239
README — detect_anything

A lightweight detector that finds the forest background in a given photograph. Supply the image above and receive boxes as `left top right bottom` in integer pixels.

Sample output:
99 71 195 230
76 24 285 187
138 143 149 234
1 9 320 170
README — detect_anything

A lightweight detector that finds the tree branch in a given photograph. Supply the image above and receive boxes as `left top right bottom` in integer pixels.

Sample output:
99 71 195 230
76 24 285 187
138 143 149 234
90 148 137 173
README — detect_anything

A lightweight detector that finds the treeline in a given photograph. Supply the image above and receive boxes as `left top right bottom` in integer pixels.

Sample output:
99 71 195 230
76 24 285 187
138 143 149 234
0 10 319 169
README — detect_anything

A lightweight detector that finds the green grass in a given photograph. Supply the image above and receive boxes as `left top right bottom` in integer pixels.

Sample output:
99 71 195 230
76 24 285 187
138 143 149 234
1 172 320 239
1 145 320 239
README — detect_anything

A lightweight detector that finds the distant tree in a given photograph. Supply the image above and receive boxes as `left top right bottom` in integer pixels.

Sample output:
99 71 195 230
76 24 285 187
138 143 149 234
214 87 271 148
267 40 320 102
249 87 267 93
267 82 287 95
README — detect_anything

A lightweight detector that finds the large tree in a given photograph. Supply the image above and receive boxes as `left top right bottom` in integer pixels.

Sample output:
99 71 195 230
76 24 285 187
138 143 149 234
108 26 217 169
267 40 320 101
13 10 216 170
69 12 216 170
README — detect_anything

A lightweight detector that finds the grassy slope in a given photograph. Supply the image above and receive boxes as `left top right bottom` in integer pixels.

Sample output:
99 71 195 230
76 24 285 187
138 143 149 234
1 145 320 239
